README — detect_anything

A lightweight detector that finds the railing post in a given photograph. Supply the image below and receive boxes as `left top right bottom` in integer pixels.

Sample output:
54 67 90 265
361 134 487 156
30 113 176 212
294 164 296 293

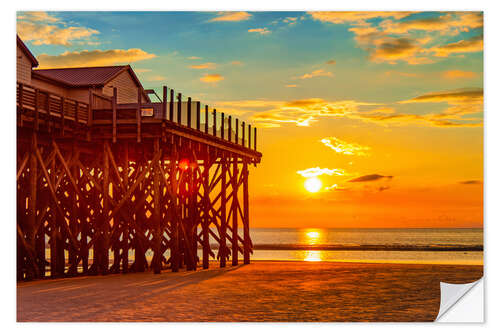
248 124 251 149
213 109 217 136
177 93 182 124
242 121 245 146
235 118 239 145
196 101 201 131
228 116 232 142
169 88 174 121
254 127 257 150
221 113 225 140
112 87 117 143
162 85 167 120
136 87 142 142
205 105 209 133
187 97 192 128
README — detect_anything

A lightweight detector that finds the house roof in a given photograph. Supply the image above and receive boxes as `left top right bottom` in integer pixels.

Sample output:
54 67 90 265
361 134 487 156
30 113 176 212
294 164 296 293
32 65 142 88
17 35 38 67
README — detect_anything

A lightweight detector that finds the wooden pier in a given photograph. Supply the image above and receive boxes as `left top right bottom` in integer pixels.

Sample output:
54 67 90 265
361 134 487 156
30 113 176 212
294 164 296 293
16 82 262 281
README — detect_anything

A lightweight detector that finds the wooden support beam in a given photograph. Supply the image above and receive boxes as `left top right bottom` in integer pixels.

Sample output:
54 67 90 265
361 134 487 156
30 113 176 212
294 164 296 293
121 142 129 273
101 143 110 275
170 146 180 272
152 139 162 274
202 157 210 269
248 124 251 149
243 161 250 264
220 154 227 268
228 116 232 143
232 155 239 266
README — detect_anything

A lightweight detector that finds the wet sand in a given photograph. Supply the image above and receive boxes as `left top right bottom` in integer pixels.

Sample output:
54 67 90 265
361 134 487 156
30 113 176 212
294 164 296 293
17 261 483 322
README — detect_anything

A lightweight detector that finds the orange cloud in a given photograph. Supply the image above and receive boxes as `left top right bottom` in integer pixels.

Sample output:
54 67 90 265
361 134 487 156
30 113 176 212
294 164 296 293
320 137 371 156
299 69 333 79
209 12 252 22
285 84 298 88
248 28 271 35
400 88 483 104
231 61 243 66
308 11 410 24
326 59 336 65
297 167 347 178
429 35 483 57
146 75 166 82
37 49 156 68
380 12 483 34
189 62 217 69
200 74 224 83
442 70 479 79
17 11 99 46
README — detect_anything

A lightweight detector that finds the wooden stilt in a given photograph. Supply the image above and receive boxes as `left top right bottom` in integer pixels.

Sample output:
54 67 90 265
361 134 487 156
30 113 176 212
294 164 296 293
220 153 227 268
243 161 250 264
232 155 239 266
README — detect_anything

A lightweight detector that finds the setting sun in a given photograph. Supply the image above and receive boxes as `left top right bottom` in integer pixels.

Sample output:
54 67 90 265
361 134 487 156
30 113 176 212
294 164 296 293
304 177 322 193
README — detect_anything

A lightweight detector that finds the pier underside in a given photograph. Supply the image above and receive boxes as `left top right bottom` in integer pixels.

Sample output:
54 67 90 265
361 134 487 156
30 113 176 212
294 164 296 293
17 97 260 280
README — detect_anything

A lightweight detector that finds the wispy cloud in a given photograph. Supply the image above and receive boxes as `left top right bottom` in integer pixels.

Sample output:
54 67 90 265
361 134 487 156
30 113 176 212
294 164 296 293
320 137 371 156
348 174 393 182
189 62 217 69
37 49 156 68
297 167 347 178
231 60 243 66
187 56 202 60
200 73 224 83
308 12 410 24
299 69 333 79
17 11 99 46
442 70 479 79
326 59 336 65
285 84 298 88
459 180 482 185
146 75 166 82
248 28 271 35
209 12 252 22
428 34 483 57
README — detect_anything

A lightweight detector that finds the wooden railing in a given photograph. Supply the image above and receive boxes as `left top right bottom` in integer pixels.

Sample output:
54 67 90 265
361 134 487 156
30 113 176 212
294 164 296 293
17 82 89 128
17 81 259 152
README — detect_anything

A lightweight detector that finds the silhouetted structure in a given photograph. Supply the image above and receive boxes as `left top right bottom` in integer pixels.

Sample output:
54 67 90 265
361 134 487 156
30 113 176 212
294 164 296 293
16 36 261 281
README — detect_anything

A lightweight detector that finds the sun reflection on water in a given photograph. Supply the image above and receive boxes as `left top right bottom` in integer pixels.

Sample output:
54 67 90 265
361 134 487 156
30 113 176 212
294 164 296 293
301 228 326 261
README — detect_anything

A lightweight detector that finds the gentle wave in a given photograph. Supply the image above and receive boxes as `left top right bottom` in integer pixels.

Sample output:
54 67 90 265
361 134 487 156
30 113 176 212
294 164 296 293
251 244 483 252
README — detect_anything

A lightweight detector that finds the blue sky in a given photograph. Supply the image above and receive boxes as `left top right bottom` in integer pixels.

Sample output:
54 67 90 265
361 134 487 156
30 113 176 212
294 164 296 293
17 11 484 227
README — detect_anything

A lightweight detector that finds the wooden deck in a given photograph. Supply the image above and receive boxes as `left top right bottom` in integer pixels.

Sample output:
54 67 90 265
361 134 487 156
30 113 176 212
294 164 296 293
17 82 262 162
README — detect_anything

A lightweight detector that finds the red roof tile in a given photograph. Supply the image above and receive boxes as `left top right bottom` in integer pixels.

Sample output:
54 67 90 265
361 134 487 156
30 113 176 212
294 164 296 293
33 65 129 87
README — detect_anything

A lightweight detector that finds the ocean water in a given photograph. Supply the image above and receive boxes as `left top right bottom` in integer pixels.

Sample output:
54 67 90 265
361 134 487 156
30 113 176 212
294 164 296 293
249 228 483 265
44 228 483 274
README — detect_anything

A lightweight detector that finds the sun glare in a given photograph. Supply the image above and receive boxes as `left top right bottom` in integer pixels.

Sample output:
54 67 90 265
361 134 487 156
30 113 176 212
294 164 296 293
304 177 322 193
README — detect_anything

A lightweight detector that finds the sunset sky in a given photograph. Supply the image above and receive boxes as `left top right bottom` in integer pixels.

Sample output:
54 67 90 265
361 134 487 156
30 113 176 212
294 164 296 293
17 11 484 228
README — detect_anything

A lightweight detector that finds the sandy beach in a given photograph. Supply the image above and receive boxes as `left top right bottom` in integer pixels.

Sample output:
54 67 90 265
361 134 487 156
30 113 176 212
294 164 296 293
17 261 483 322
